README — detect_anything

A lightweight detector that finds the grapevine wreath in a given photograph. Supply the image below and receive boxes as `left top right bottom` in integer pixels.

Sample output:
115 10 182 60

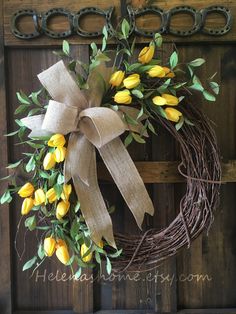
1 20 221 275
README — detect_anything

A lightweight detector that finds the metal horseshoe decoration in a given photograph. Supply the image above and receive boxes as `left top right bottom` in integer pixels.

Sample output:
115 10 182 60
11 5 233 39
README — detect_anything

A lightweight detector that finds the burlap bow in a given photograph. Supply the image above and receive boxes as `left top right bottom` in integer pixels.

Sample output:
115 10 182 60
22 60 154 248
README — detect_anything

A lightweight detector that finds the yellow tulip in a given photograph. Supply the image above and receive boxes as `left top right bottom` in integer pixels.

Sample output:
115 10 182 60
81 243 93 263
152 96 167 106
114 90 132 105
48 134 66 147
56 200 70 220
18 182 34 198
54 146 67 163
21 197 34 215
56 240 70 265
56 239 67 249
162 94 179 106
123 73 140 89
165 107 182 122
97 240 104 249
46 188 57 203
43 152 56 170
148 65 166 78
44 236 56 257
109 70 125 87
34 188 46 206
138 45 155 64
61 184 72 201
163 67 175 78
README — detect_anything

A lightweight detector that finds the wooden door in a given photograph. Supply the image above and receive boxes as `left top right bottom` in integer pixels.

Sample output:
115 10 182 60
0 0 236 313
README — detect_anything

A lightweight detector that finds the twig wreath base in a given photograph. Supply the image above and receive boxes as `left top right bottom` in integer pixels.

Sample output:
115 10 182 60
112 101 221 272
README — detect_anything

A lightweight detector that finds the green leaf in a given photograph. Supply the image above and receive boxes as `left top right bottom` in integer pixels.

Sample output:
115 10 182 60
188 58 205 67
102 25 108 39
154 33 162 47
25 156 36 173
124 113 138 126
48 172 58 187
70 218 80 239
16 91 31 105
132 132 145 144
95 53 110 62
62 40 70 56
175 116 184 131
90 42 98 57
203 90 216 102
14 104 29 115
95 251 101 264
53 183 63 199
25 215 36 231
157 78 171 94
147 121 157 135
170 51 178 69
0 190 12 204
131 89 143 99
121 19 130 39
109 249 123 258
106 257 112 275
74 268 82 280
189 83 204 92
6 160 22 169
184 118 194 126
5 130 19 137
102 37 107 51
57 173 65 185
127 63 141 72
23 256 37 271
74 202 81 213
124 133 133 147
37 243 45 260
39 170 50 179
209 81 220 95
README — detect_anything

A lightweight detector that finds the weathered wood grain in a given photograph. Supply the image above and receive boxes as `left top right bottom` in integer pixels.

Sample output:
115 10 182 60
97 160 236 183
0 0 12 313
3 0 236 46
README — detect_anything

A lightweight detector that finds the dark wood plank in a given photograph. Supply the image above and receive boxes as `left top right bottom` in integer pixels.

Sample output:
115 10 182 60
98 160 236 183
13 309 236 314
3 0 121 46
176 45 236 308
0 0 12 313
3 0 236 46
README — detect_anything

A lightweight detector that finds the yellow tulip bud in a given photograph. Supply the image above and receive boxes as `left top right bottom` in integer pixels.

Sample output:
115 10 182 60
163 67 175 78
43 152 56 170
97 240 104 249
123 73 140 89
48 134 66 147
46 188 57 203
54 147 67 163
61 184 72 201
18 182 34 198
56 200 70 220
138 45 155 64
109 70 125 87
152 96 167 106
165 107 182 122
44 237 56 257
81 243 93 263
56 239 67 249
56 240 70 265
148 65 166 78
114 90 132 105
34 188 46 206
162 94 179 106
21 197 34 215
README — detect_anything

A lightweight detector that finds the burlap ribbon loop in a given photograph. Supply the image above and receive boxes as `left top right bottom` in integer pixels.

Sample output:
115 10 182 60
21 60 155 248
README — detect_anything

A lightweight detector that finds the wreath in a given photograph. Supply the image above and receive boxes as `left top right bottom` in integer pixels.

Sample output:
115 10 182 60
1 20 221 276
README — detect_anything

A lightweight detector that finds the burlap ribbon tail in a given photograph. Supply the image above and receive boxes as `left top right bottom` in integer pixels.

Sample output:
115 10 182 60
22 60 154 248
